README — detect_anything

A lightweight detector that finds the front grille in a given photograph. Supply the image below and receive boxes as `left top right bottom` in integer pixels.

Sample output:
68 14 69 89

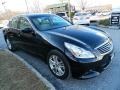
96 40 113 55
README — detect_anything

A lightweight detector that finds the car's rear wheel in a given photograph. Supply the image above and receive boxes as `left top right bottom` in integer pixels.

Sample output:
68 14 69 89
6 38 16 51
47 50 71 79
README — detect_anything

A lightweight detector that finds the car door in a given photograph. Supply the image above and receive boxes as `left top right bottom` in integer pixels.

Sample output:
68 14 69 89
28 16 54 56
7 17 21 47
17 17 43 54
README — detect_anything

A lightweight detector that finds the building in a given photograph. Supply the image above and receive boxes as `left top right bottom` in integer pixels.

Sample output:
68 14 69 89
44 3 75 13
85 4 112 13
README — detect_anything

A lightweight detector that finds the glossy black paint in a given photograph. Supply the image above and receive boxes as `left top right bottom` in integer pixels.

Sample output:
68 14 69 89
3 14 113 78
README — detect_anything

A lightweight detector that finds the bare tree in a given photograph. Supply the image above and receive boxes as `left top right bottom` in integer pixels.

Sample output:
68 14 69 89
24 0 29 13
0 0 10 19
0 10 21 20
81 0 88 10
77 0 88 11
59 0 64 3
59 0 68 3
1 0 7 12
30 0 41 13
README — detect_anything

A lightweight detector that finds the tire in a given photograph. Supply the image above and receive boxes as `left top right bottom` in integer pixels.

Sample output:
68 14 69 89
47 50 71 80
5 37 16 51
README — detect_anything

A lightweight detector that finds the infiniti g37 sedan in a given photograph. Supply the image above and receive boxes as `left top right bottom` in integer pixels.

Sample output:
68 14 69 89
3 14 114 79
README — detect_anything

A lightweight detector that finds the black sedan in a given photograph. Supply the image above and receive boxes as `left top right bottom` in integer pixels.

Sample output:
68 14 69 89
3 14 114 79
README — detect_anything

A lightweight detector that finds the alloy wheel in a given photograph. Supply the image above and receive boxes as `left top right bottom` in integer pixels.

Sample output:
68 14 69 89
49 55 65 76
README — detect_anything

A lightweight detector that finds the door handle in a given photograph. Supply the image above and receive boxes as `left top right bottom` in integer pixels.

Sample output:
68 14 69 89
18 34 21 37
32 32 36 37
18 32 21 37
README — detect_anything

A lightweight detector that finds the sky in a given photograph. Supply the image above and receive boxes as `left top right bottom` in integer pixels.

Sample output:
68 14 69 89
0 0 120 12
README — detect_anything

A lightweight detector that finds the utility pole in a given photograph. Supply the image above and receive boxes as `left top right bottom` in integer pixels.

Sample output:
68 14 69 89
59 0 71 21
68 0 71 21
24 0 29 13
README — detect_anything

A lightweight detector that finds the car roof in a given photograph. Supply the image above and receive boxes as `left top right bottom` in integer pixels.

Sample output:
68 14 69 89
18 13 54 18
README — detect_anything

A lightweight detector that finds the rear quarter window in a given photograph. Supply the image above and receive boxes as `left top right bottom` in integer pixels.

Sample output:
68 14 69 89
9 17 19 29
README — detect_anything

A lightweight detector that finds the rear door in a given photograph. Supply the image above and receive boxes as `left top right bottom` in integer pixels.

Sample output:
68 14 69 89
7 17 21 47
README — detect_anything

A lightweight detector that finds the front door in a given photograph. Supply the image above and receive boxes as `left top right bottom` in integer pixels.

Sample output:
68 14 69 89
17 17 39 54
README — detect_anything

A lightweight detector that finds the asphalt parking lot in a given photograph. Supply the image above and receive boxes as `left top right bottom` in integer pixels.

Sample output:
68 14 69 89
0 26 120 90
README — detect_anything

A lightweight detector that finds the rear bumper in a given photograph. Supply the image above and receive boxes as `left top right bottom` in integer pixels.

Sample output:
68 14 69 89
69 52 114 79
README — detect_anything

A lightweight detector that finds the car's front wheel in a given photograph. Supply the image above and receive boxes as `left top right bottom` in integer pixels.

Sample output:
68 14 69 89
47 50 71 79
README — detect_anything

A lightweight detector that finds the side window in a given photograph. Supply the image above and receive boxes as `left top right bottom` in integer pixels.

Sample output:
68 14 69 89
19 17 31 30
9 17 18 28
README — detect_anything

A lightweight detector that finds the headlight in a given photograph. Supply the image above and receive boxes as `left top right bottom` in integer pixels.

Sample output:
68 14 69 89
64 42 95 58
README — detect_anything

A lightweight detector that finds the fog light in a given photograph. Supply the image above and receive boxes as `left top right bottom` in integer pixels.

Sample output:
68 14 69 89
97 55 103 60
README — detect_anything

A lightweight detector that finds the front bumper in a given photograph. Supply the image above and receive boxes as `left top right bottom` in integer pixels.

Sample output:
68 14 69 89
69 52 114 79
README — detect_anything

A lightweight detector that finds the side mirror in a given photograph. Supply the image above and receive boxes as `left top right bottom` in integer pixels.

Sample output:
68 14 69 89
22 28 33 33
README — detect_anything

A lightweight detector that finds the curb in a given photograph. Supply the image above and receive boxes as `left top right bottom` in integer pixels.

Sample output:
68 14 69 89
5 49 56 90
98 25 120 30
90 25 120 31
98 25 109 28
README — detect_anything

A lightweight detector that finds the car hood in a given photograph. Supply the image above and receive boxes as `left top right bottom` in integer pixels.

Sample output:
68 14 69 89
46 25 108 49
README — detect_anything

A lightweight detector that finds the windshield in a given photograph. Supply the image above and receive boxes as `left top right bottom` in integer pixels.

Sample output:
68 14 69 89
31 15 71 31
